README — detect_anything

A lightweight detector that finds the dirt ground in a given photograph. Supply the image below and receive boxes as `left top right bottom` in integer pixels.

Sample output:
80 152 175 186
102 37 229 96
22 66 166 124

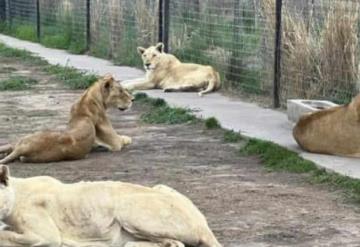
1 58 360 247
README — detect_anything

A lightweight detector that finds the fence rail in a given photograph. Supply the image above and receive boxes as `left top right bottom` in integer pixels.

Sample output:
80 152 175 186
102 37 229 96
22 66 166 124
0 0 359 107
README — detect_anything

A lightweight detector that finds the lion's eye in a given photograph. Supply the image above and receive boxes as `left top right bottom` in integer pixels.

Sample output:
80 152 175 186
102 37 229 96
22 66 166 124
153 54 156 58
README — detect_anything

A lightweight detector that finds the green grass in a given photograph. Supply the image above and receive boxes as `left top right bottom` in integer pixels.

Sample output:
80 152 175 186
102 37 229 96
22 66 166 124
44 65 98 89
14 25 37 42
0 76 38 91
240 138 360 202
205 117 221 129
0 43 46 65
135 93 196 125
0 42 97 89
41 34 71 50
223 129 242 143
241 139 316 173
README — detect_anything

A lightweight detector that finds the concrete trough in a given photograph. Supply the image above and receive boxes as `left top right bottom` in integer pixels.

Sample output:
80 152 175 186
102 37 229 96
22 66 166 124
287 99 338 123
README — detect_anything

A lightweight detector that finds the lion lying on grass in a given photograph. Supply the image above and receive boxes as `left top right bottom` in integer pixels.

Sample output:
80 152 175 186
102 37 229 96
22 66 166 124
123 43 221 96
0 75 133 164
0 165 222 247
293 94 360 157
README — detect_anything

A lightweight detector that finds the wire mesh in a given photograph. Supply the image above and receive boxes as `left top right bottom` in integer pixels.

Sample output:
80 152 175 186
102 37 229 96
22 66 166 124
169 0 275 103
90 0 159 66
39 0 87 53
5 0 37 41
0 0 359 107
280 0 360 105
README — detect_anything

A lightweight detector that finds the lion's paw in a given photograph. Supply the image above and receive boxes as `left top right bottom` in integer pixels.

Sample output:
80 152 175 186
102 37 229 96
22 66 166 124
162 240 185 247
122 136 132 145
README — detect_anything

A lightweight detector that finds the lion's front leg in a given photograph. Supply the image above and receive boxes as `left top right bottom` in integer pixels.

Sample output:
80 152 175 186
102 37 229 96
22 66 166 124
122 78 155 91
96 121 132 152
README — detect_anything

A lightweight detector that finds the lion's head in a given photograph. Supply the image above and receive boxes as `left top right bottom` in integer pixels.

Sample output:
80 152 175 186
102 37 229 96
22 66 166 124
101 75 134 111
0 166 15 220
137 43 165 71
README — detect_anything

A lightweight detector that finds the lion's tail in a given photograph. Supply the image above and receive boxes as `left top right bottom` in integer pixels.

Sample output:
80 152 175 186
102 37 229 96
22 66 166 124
0 144 12 154
198 71 221 97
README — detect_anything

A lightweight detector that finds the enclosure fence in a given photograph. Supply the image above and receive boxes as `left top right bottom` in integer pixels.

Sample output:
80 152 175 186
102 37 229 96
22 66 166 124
0 0 359 107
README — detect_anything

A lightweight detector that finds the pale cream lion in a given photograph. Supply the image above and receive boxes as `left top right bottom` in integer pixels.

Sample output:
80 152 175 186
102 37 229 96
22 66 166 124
0 75 133 164
293 94 360 157
0 165 222 247
123 43 221 96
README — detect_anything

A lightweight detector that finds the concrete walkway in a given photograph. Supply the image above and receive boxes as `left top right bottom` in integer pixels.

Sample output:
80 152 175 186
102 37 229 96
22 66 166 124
1 34 359 179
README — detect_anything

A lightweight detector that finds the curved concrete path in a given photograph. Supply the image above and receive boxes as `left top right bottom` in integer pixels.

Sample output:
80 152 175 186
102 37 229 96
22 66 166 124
0 34 359 179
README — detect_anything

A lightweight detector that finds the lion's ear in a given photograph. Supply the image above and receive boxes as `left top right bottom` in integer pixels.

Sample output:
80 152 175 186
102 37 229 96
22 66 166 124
155 43 164 53
137 47 146 55
0 165 10 186
102 75 114 91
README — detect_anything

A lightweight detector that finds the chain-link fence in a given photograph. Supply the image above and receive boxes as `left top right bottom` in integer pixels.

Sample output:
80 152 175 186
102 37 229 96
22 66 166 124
0 0 359 107
280 0 360 105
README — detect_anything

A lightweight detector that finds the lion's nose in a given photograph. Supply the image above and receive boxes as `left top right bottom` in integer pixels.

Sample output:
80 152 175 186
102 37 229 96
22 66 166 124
145 63 151 67
131 98 135 102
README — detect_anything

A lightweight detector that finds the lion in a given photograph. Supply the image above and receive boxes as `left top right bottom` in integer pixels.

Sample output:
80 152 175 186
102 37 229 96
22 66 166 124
0 75 133 164
123 43 221 96
293 94 360 157
0 165 222 247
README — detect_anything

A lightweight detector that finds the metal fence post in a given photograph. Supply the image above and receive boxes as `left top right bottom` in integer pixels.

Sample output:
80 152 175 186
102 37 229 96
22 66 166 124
273 0 283 108
163 0 169 52
158 0 169 52
158 0 163 43
0 0 6 22
5 0 10 26
36 0 41 41
86 0 91 51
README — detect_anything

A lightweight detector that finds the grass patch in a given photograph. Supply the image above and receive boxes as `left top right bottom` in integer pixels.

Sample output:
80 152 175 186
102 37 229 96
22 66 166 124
240 138 360 202
44 65 98 89
0 42 96 89
41 34 71 50
241 139 316 173
135 93 196 125
223 129 242 143
14 25 37 42
0 76 38 91
205 117 221 129
0 43 46 65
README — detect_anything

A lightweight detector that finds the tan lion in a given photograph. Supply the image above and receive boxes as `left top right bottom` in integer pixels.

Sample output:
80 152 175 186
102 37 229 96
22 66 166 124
0 165 222 247
293 94 360 157
123 43 221 96
0 75 133 164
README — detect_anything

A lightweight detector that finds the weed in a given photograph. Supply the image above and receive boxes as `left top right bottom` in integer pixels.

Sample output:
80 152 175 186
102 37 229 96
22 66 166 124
223 129 242 143
0 76 38 91
205 117 221 129
141 106 196 125
14 25 37 42
0 43 46 65
44 65 98 89
240 139 316 173
135 93 196 124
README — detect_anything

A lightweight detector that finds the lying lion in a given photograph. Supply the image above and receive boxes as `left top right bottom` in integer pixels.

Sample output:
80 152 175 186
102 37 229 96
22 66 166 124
0 165 222 247
0 75 133 164
293 94 360 157
123 43 221 96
